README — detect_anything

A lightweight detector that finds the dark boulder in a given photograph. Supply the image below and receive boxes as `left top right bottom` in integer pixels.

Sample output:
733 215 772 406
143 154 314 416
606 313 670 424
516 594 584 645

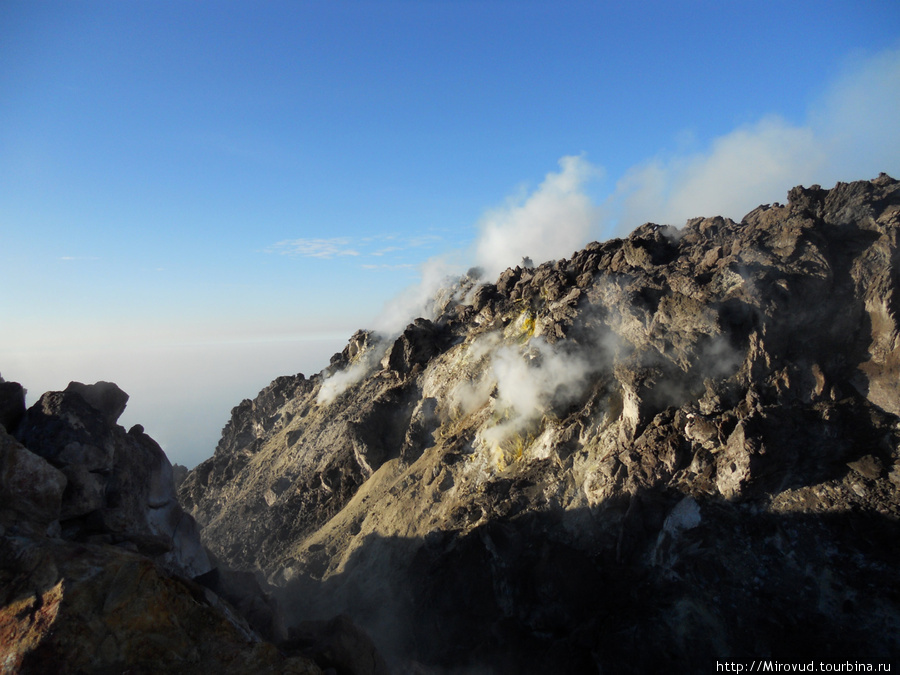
0 379 321 674
381 318 445 374
65 380 129 425
0 380 26 433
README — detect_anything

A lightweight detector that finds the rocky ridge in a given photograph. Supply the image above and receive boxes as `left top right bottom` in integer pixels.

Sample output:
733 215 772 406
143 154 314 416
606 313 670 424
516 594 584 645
180 175 900 672
0 379 327 674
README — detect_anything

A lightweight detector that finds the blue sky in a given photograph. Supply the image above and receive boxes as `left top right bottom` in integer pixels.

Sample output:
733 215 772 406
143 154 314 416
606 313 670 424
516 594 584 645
2 1 899 467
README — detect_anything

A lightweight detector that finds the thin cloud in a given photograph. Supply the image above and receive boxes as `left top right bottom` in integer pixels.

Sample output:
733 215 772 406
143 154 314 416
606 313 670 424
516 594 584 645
371 246 402 257
360 233 444 251
405 233 444 248
268 233 444 263
361 263 417 270
268 237 361 258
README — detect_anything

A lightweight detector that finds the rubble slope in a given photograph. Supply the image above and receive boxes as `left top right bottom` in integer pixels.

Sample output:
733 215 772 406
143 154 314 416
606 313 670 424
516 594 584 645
181 175 900 673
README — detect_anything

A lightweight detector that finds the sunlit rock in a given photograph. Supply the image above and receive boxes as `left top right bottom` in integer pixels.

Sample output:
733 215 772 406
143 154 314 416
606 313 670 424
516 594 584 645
180 175 900 672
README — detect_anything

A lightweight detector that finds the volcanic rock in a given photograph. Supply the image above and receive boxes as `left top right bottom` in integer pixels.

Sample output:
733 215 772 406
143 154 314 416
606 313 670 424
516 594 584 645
65 380 129 424
181 175 900 672
0 379 25 433
0 380 325 674
0 427 67 533
15 388 211 576
172 462 189 490
0 538 322 675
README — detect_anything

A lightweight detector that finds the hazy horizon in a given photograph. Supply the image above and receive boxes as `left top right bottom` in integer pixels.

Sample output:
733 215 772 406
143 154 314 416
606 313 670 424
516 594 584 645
2 1 899 467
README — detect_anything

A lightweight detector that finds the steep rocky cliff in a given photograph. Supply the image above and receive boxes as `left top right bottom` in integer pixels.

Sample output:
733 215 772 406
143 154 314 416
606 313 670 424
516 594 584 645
181 175 900 672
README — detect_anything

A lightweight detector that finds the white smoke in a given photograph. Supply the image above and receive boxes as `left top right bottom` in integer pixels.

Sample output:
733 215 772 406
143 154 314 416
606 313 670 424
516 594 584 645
613 117 826 228
316 338 390 406
314 253 465 404
370 255 463 336
445 333 501 420
810 46 900 181
318 47 900 412
609 47 900 232
447 375 495 421
474 155 604 279
478 337 594 451
471 48 900 275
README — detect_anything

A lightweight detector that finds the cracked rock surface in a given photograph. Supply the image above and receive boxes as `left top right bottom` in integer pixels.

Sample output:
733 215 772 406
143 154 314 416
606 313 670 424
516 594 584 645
181 175 900 673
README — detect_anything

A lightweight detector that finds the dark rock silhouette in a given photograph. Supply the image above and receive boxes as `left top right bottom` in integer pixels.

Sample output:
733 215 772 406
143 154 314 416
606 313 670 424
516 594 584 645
15 383 210 575
64 380 130 425
0 377 26 432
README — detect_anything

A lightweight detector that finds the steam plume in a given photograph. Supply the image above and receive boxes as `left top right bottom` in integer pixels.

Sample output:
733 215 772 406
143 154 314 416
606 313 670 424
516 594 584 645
609 47 900 231
474 155 604 278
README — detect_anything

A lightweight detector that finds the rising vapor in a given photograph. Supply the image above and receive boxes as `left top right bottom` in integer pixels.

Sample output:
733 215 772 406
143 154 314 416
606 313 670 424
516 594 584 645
474 155 604 278
317 47 900 406
608 47 900 232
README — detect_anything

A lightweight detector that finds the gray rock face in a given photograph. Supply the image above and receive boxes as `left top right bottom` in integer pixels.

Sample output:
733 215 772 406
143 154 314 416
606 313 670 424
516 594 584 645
0 427 67 533
64 380 129 425
15 386 211 577
0 380 325 674
182 175 900 672
171 462 189 490
380 318 446 374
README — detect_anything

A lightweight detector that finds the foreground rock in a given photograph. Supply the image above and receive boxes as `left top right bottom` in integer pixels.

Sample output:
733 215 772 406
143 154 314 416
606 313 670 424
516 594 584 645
0 538 321 675
182 175 900 672
0 381 324 674
15 381 210 577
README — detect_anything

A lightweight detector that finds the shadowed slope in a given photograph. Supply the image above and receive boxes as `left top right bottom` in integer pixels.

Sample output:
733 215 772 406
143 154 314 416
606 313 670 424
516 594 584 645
181 175 900 672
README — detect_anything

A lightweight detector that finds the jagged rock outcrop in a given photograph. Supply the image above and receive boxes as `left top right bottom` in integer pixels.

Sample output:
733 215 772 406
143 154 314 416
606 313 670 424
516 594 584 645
15 381 210 576
0 381 324 674
181 175 900 672
180 368 421 569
